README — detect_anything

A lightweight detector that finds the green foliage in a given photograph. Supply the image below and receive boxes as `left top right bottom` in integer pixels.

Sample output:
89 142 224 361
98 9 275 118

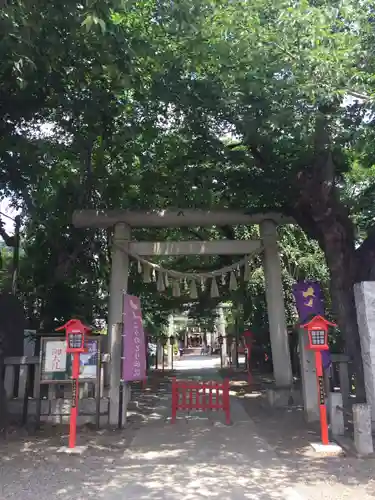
0 243 13 292
0 0 374 374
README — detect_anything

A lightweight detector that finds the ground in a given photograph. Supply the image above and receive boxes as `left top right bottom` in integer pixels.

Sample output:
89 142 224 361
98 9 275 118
1 353 375 499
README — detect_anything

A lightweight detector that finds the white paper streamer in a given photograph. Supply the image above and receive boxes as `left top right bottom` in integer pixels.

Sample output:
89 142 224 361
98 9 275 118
172 280 181 297
244 256 251 282
157 271 165 292
210 277 219 298
229 271 237 291
164 273 170 287
189 280 198 299
143 264 151 283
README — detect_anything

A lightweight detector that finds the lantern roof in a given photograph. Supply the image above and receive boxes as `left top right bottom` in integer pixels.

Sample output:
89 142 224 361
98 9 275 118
56 319 92 334
301 315 336 330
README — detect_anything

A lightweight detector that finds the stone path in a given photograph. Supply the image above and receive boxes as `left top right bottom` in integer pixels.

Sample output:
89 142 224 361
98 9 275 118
1 356 375 499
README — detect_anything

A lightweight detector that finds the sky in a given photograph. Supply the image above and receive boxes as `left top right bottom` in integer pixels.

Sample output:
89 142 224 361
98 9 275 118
0 199 20 235
0 122 60 239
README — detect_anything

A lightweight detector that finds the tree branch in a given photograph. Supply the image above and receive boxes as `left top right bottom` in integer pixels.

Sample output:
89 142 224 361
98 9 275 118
184 228 207 241
0 221 15 247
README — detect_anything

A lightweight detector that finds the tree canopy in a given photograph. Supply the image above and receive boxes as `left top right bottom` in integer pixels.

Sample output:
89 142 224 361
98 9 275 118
1 0 375 394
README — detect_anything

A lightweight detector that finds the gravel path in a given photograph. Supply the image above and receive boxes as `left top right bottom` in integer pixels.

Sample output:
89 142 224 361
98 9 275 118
227 372 375 500
1 364 375 500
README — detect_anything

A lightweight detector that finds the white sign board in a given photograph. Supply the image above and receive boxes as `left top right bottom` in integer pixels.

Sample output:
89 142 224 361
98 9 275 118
78 340 98 379
44 340 67 372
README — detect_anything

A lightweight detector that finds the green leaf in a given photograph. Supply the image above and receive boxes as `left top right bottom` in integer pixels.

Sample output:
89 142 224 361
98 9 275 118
81 15 94 31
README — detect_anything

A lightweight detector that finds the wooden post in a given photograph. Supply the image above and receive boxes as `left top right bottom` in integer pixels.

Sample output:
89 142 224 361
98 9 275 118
69 353 80 448
315 351 329 445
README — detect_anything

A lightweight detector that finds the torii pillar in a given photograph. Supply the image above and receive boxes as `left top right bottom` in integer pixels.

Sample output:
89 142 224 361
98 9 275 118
167 314 174 368
260 219 293 387
107 223 131 426
215 305 228 366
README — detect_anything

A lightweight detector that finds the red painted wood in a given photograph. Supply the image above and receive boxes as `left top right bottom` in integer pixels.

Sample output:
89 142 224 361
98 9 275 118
171 378 231 424
315 351 329 445
69 353 80 449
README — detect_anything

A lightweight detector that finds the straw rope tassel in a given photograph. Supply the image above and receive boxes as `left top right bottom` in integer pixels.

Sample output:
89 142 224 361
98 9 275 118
243 256 251 282
143 264 151 283
157 271 165 292
200 276 206 291
172 280 181 297
164 273 170 288
229 271 238 291
189 280 198 299
210 277 219 298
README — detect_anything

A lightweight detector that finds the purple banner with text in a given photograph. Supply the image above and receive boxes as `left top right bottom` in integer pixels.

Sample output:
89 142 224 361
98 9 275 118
293 281 331 369
292 281 324 323
122 295 147 382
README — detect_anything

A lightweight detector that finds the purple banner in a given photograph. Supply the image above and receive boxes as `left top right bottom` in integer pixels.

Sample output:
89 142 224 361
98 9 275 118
292 281 324 323
122 295 147 381
321 350 332 370
293 281 332 369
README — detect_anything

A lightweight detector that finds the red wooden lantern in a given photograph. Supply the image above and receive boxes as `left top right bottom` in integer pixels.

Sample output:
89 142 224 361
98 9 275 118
56 319 91 354
301 315 336 351
301 315 336 446
55 319 91 449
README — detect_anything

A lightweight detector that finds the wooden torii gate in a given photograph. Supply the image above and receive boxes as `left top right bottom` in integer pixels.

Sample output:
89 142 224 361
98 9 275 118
73 209 294 425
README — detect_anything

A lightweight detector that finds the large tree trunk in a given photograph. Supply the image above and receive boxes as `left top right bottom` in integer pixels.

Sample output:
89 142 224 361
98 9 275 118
293 111 366 399
294 199 367 399
0 339 7 437
321 220 366 401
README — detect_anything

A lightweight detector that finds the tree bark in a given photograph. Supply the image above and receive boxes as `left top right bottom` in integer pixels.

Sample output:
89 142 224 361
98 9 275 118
320 219 366 401
292 111 367 399
293 185 368 399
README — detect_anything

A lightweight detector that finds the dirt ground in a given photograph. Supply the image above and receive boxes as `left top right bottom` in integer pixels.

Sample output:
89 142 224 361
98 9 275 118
0 369 176 451
2 368 375 500
220 368 323 458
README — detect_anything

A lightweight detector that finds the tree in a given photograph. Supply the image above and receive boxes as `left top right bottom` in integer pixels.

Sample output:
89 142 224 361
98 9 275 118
110 0 371 395
1 0 373 397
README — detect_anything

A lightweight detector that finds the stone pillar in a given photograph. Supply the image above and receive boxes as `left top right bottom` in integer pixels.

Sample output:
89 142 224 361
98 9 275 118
216 305 228 366
216 306 226 337
298 328 320 421
339 361 350 407
260 220 293 387
328 392 345 436
354 281 375 424
19 330 36 399
167 315 174 368
353 403 374 456
156 343 164 369
108 323 123 427
108 223 130 426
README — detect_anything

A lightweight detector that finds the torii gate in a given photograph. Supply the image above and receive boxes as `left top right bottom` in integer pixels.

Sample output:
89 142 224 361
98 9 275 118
73 209 294 425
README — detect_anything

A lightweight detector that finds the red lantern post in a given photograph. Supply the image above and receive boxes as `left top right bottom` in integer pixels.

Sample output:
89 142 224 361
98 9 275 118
56 319 91 449
301 315 336 446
